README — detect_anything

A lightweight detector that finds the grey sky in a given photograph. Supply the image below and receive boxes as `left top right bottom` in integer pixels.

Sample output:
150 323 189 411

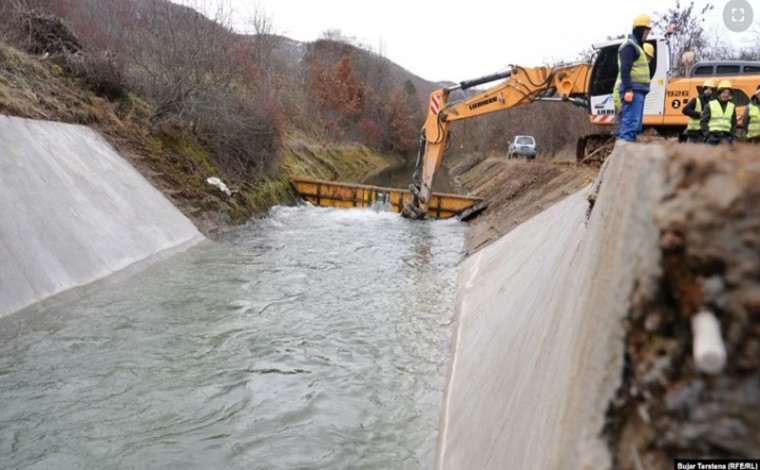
175 0 759 82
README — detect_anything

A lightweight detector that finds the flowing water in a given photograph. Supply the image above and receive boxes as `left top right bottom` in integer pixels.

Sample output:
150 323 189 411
0 204 467 470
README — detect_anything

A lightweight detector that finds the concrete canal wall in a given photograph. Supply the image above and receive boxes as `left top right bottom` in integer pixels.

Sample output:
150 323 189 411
436 143 668 469
0 115 204 318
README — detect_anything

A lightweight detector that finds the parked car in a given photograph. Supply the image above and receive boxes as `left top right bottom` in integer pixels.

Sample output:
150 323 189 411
507 135 536 160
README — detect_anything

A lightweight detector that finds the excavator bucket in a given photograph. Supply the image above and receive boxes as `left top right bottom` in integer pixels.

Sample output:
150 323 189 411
291 177 483 220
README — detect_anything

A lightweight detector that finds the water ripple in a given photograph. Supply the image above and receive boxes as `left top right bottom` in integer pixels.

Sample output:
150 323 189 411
0 205 466 469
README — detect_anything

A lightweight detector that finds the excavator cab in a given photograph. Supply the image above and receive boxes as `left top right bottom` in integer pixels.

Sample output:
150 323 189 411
586 37 668 127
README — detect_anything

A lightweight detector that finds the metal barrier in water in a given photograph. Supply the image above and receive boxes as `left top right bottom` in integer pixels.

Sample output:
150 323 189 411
291 177 484 219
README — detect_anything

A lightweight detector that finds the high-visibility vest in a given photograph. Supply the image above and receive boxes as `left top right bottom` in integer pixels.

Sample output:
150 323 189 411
617 38 650 85
612 77 621 111
707 100 735 133
686 97 703 131
747 103 760 139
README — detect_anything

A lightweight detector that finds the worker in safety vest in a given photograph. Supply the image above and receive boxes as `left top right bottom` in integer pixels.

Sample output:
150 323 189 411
742 84 760 144
700 80 737 145
616 14 652 143
681 79 715 143
612 42 654 137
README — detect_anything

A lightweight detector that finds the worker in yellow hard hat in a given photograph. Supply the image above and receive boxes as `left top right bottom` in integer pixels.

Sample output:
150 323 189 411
700 80 736 145
681 79 716 143
612 42 654 137
616 14 653 143
741 84 760 144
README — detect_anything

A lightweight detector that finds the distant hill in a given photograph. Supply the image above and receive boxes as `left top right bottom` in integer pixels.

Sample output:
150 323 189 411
0 0 447 234
251 33 441 112
1 0 441 145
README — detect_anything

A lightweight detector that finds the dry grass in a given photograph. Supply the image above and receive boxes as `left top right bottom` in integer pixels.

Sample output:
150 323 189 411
0 42 87 121
453 153 598 255
0 41 264 236
0 41 404 237
282 131 403 183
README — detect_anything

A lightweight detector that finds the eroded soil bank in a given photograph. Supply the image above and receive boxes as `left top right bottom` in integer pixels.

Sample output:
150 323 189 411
447 153 598 255
446 144 759 468
608 143 760 469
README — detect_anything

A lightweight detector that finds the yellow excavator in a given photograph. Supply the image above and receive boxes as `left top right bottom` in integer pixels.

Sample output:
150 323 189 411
400 32 760 219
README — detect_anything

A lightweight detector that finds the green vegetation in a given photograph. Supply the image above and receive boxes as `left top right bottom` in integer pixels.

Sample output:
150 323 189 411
0 1 414 237
159 137 217 176
282 132 404 183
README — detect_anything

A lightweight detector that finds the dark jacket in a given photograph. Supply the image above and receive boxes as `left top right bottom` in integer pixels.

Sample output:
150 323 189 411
700 99 737 135
682 94 711 120
618 34 650 94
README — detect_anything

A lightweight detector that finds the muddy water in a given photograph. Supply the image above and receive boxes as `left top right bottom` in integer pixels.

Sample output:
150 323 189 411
0 205 467 470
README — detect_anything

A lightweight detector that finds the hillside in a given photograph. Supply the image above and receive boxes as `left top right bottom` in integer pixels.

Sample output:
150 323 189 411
448 153 598 255
0 0 442 237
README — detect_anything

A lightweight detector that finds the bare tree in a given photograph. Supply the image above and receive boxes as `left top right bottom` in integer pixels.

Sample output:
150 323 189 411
119 0 239 119
245 4 277 83
653 0 715 76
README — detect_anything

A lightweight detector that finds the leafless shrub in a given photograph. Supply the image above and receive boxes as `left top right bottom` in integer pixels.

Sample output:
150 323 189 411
16 7 83 55
1 3 125 99
122 1 237 113
0 1 16 40
64 51 126 99
179 89 283 178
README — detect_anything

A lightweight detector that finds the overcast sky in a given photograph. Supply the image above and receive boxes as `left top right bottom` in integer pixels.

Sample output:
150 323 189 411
176 0 759 82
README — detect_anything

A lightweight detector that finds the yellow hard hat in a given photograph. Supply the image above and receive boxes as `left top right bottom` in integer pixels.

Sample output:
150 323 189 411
717 80 732 90
702 79 716 88
643 43 654 57
633 14 652 28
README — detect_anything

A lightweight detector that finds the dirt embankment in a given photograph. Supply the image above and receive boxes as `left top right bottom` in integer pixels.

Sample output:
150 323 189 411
0 42 400 239
449 153 598 256
609 143 760 468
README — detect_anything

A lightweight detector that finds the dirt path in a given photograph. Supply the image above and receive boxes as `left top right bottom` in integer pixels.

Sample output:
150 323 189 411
450 154 598 256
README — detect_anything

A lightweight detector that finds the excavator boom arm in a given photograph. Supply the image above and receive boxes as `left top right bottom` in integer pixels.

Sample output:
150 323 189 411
402 63 591 219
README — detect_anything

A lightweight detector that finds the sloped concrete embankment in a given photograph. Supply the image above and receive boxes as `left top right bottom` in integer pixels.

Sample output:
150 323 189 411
0 115 205 318
436 142 669 469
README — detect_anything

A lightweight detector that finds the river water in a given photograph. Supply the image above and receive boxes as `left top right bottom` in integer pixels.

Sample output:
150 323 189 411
0 204 467 470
